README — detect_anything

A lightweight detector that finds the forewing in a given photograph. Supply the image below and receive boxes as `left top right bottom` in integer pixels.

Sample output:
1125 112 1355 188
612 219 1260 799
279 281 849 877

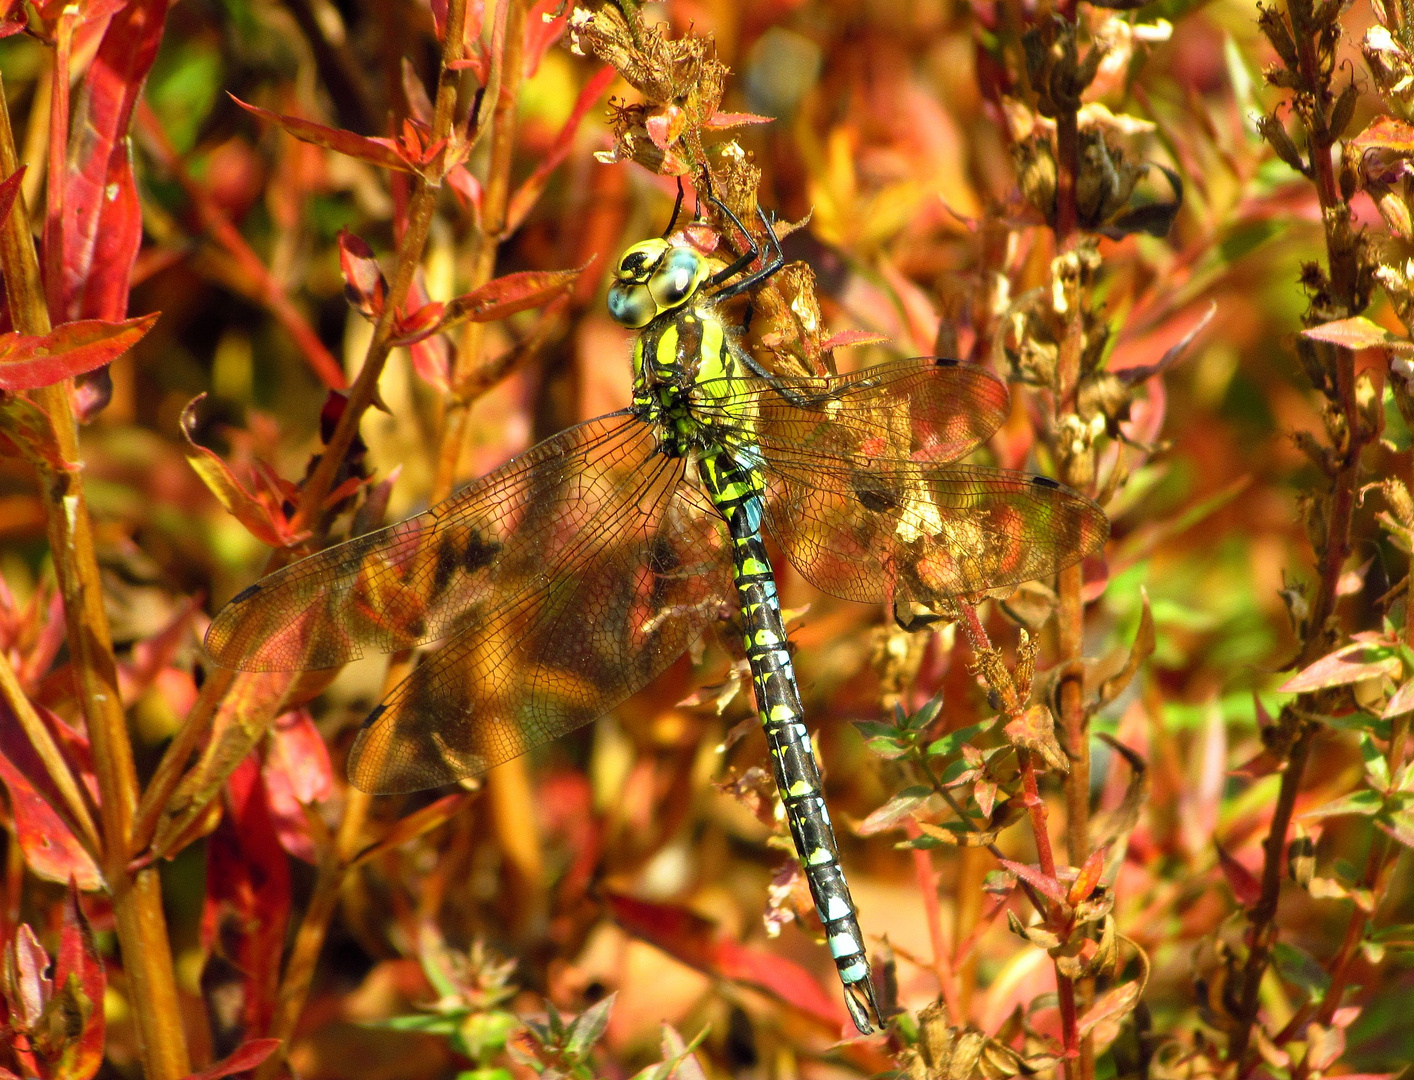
346 466 734 793
206 412 656 672
717 357 1012 465
758 455 1109 605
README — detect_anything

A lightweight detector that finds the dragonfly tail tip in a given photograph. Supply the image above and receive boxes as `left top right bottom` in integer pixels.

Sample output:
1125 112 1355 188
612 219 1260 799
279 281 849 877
843 977 882 1035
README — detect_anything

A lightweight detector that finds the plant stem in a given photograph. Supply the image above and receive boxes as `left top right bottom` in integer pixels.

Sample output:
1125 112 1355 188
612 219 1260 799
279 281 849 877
0 74 191 1080
1229 719 1316 1074
251 5 472 1074
438 0 529 499
434 0 546 916
0 649 101 857
953 602 1080 1077
904 822 963 1019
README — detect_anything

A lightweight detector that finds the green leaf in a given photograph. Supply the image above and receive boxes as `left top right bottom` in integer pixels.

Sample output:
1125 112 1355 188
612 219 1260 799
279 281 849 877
1303 789 1384 820
376 1012 467 1034
924 719 994 759
1361 732 1391 791
1272 942 1330 997
565 994 615 1061
453 1011 519 1061
1319 711 1392 738
908 696 945 731
1378 807 1414 849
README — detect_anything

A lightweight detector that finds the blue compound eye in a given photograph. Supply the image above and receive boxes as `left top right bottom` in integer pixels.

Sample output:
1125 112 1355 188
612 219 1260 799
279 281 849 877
648 247 705 310
607 281 657 329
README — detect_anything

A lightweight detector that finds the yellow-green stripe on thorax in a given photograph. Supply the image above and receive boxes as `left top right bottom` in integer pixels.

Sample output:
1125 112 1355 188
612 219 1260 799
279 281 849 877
608 236 756 456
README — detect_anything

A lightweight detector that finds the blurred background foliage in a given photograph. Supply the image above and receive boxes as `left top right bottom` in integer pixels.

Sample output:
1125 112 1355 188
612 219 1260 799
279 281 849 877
1 0 1413 1078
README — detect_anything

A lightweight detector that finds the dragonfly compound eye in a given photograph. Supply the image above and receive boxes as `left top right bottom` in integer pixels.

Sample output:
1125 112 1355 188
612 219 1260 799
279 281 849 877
607 280 658 328
647 246 707 311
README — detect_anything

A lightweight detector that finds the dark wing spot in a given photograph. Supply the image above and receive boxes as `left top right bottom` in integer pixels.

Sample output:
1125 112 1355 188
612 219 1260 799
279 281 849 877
432 530 501 596
1031 475 1061 490
933 356 959 367
851 474 901 513
463 532 501 573
361 702 386 729
646 535 681 574
230 581 263 604
433 536 461 596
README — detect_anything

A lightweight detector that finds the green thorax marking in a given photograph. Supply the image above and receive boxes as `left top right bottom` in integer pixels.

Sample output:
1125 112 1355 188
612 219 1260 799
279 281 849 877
608 237 755 457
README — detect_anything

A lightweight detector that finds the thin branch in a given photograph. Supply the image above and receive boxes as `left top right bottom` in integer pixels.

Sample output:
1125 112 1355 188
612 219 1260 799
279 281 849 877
0 648 102 857
251 3 473 1074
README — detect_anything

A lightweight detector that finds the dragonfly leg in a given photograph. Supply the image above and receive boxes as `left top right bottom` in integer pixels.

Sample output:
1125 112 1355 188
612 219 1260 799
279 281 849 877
661 177 686 239
705 196 786 298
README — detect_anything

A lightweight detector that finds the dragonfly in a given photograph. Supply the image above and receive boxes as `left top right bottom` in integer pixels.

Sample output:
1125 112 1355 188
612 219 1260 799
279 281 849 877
205 194 1109 1034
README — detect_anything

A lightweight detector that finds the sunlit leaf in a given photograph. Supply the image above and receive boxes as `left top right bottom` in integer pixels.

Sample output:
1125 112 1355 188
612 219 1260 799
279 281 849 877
1301 315 1414 353
0 314 157 391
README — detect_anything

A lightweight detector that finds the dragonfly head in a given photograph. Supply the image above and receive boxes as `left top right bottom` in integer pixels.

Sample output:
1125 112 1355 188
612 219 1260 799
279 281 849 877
607 239 710 329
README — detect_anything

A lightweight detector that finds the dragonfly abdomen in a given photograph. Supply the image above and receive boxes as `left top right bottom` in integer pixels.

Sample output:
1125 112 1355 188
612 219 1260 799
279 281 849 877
698 449 881 1034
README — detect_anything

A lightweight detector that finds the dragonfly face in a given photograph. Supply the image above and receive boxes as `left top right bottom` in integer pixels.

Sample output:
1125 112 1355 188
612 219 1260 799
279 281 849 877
607 238 713 329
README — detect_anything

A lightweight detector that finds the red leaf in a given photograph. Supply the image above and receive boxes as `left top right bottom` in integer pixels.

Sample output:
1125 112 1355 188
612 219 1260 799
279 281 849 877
231 95 415 173
0 313 157 391
262 707 333 863
0 0 26 37
181 395 308 549
998 858 1067 904
504 66 616 234
181 1039 282 1080
54 880 106 1080
439 266 586 328
523 0 568 78
390 300 446 346
409 333 452 393
645 105 686 154
0 166 25 229
401 58 434 126
0 739 103 890
201 757 291 1038
4 923 50 1027
1068 846 1108 907
820 329 889 352
606 893 849 1030
54 0 168 324
446 164 483 220
1215 840 1262 908
337 229 387 319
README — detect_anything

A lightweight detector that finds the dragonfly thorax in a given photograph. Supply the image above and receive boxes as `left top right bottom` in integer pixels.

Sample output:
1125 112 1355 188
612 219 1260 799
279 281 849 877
630 294 755 458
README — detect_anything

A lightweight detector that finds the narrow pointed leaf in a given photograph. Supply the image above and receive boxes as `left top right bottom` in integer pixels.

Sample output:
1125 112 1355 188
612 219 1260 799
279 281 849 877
0 314 157 391
232 95 414 172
